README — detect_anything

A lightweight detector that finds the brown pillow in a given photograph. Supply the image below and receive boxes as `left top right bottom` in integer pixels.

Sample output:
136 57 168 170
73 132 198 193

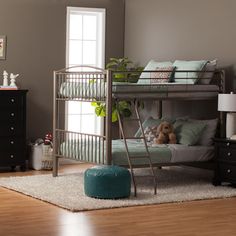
151 66 175 83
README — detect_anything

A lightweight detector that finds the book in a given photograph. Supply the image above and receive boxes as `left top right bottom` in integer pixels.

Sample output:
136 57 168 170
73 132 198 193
0 86 18 90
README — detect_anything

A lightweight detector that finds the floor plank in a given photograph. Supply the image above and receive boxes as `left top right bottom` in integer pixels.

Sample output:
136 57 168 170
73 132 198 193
0 164 236 236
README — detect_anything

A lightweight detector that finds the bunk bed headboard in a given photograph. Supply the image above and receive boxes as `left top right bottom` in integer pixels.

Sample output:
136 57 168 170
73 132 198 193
52 66 109 176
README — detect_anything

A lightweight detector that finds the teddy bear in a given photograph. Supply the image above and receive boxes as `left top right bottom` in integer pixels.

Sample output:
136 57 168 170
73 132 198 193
154 121 176 144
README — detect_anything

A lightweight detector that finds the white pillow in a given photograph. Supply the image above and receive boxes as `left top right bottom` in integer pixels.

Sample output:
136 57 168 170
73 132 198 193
198 59 217 85
189 118 218 146
138 60 173 84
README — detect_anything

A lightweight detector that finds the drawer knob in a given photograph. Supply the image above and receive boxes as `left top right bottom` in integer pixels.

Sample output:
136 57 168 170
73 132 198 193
11 113 15 117
10 141 14 144
10 127 14 131
10 154 14 158
228 152 231 157
227 142 230 146
227 169 231 173
11 98 15 103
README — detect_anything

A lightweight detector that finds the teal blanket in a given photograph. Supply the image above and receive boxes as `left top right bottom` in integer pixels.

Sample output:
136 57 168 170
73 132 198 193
60 139 171 166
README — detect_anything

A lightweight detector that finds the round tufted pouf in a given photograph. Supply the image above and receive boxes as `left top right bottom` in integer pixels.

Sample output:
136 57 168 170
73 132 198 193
84 165 131 199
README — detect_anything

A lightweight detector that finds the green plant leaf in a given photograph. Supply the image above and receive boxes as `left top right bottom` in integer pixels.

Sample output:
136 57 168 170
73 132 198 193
122 108 132 117
114 73 126 79
91 102 99 107
109 58 120 62
118 101 130 110
89 79 95 84
106 61 118 69
112 109 118 122
95 106 103 116
100 105 106 117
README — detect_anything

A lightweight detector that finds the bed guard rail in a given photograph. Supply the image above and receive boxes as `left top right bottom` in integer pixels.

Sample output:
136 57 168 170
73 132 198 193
53 65 107 102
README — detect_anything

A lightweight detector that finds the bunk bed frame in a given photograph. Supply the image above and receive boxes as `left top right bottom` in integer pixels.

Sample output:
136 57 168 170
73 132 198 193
52 66 225 194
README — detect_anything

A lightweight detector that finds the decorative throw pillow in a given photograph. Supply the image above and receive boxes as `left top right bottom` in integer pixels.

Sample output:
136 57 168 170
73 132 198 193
138 60 173 84
143 126 158 142
135 116 175 137
150 66 176 83
174 120 206 146
173 60 208 84
189 118 218 146
198 59 217 85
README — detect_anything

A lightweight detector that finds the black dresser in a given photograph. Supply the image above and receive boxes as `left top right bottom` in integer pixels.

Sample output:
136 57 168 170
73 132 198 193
0 90 28 170
213 138 236 186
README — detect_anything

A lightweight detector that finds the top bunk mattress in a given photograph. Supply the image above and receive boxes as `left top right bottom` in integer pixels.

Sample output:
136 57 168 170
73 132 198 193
58 81 220 100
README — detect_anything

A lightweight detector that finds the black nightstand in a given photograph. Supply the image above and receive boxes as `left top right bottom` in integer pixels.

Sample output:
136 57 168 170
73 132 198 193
0 90 28 171
213 138 236 186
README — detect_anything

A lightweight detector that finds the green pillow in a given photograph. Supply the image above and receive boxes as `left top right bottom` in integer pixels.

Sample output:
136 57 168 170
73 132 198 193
135 116 174 137
174 120 206 146
173 60 207 84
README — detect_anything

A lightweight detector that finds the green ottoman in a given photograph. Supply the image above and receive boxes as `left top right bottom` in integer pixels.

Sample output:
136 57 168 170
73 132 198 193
84 165 131 199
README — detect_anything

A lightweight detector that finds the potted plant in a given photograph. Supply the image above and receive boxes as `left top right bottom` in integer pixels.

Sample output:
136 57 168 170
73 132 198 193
92 57 143 122
106 57 143 83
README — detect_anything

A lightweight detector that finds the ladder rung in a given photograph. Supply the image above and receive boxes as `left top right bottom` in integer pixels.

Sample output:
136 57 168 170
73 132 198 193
135 175 156 178
129 155 150 159
122 118 140 122
121 137 145 140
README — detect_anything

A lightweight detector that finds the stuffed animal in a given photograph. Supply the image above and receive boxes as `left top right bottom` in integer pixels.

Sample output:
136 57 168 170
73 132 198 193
154 121 176 144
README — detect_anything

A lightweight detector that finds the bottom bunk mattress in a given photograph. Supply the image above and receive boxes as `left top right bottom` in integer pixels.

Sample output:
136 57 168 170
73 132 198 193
59 139 214 166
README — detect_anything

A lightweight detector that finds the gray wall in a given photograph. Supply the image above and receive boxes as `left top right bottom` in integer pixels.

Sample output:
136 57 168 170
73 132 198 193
0 0 125 140
125 0 236 119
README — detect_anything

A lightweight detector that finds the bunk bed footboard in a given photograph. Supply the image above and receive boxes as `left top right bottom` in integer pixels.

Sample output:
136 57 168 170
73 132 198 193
54 130 106 164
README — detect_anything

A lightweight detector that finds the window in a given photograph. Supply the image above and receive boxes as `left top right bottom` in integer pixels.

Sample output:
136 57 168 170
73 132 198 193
66 7 106 134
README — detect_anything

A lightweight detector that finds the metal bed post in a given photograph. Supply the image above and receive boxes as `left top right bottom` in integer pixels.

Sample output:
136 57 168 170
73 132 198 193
219 70 226 138
105 70 112 165
53 71 58 177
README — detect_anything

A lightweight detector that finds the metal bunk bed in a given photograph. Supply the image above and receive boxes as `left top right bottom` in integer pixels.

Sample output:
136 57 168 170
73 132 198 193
52 66 225 195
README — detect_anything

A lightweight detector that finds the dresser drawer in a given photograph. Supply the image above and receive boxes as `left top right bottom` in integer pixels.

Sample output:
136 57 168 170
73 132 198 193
218 141 236 149
0 151 25 166
0 95 22 108
0 123 23 136
219 163 236 182
0 138 24 150
218 148 236 162
0 110 23 122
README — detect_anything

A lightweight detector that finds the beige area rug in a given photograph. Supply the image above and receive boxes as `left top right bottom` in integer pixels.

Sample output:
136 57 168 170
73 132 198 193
0 167 236 212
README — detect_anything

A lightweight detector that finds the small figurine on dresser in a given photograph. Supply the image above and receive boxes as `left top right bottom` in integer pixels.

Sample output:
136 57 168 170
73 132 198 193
3 70 8 86
9 73 19 88
0 70 18 90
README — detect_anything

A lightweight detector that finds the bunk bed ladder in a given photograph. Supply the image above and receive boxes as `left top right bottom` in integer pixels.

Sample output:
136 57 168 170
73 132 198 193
116 100 157 196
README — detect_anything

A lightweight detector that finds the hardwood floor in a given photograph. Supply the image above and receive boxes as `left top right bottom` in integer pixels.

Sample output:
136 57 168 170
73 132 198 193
0 164 236 236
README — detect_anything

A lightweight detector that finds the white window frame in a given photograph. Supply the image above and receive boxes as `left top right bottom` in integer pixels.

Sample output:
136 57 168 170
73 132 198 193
65 7 106 134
